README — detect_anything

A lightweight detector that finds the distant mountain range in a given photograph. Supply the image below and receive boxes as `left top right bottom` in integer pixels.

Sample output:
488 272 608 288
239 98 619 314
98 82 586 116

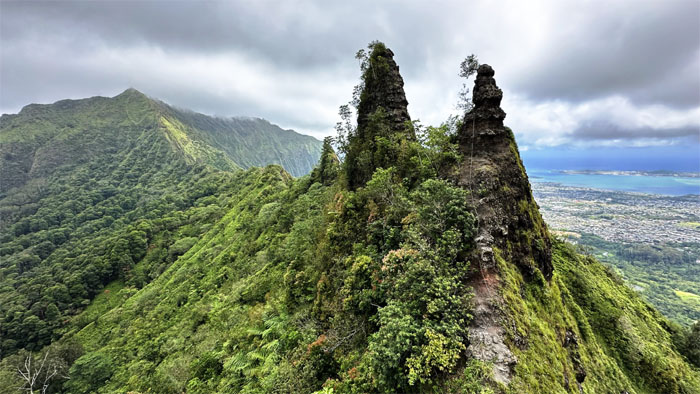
0 88 321 360
0 88 321 190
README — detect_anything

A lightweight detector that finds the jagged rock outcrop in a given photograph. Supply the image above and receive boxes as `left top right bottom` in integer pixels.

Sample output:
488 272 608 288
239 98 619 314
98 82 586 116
345 43 414 189
458 64 552 279
464 64 506 132
355 46 411 136
458 64 553 384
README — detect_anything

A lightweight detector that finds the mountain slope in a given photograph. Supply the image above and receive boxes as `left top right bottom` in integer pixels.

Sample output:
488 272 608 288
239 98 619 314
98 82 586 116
0 89 320 358
0 88 234 192
0 88 321 190
159 104 322 177
0 44 698 393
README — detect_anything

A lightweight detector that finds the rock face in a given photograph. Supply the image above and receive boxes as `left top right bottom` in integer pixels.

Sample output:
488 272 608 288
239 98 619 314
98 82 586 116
355 46 411 136
457 64 553 384
458 64 552 279
464 64 506 132
346 44 414 189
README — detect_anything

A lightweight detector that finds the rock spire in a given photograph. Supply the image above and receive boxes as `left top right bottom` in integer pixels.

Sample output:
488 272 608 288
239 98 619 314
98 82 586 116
463 64 506 133
458 64 553 384
345 43 414 189
459 64 552 279
355 45 411 136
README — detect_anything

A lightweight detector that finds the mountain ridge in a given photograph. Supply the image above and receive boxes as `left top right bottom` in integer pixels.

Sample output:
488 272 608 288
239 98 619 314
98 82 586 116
0 88 321 363
2 88 322 178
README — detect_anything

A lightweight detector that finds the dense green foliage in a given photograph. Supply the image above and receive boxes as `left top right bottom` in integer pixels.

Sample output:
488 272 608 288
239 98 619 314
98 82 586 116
309 137 340 186
343 42 417 189
0 89 320 358
681 322 700 367
496 241 700 393
576 234 700 326
7 159 694 393
11 110 477 393
156 106 322 177
0 159 236 355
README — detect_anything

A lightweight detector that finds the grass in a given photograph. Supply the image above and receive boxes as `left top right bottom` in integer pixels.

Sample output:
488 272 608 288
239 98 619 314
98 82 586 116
675 290 700 302
495 241 700 393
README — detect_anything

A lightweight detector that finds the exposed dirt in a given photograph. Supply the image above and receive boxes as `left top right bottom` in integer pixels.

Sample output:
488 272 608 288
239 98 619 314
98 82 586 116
466 270 516 384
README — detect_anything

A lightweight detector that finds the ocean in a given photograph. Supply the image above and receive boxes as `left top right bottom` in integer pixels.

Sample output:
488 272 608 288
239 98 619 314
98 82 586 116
528 169 700 196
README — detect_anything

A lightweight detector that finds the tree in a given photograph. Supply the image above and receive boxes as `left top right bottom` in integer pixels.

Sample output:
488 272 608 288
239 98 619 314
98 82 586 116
457 54 479 111
310 137 340 186
681 321 700 367
63 351 113 393
16 350 68 394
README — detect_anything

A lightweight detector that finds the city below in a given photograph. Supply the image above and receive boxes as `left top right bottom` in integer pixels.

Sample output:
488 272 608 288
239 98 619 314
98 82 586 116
532 181 700 244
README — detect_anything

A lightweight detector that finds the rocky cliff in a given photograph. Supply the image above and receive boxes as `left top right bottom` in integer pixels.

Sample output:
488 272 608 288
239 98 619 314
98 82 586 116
456 64 554 383
458 64 552 280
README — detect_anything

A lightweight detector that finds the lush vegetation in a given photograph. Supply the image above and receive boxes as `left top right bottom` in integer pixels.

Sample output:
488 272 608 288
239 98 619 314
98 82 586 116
156 105 322 177
497 240 700 393
575 234 700 326
0 42 697 393
0 88 320 359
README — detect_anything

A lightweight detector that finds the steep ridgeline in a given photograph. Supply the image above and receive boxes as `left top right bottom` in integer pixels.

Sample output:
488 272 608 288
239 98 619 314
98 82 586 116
0 89 321 193
157 105 322 177
454 65 699 392
458 64 552 279
456 65 553 383
0 89 236 194
0 89 319 357
0 44 698 394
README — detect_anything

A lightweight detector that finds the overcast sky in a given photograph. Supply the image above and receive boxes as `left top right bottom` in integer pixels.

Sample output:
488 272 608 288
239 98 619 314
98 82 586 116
2 0 699 151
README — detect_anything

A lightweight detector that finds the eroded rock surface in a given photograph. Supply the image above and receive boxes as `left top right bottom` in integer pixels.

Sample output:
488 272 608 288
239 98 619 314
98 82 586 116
458 64 554 384
346 44 414 189
458 64 552 279
356 46 411 136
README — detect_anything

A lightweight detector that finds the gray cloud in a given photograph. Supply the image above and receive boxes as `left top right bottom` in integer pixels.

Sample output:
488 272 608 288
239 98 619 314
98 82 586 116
509 1 700 109
571 121 700 141
1 0 699 146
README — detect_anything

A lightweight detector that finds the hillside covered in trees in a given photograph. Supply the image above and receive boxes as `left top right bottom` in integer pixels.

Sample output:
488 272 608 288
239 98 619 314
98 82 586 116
0 42 698 393
0 90 320 359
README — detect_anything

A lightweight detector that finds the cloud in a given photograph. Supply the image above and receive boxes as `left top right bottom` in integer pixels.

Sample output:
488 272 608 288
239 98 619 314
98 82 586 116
1 0 698 146
504 93 700 147
506 0 700 109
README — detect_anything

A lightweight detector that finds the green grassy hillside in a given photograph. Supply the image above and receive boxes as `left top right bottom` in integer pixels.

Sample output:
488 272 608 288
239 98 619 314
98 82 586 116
4 161 694 393
159 105 322 177
0 89 320 359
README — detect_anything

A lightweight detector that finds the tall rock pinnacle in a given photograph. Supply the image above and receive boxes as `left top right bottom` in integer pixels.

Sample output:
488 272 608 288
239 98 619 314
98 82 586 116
355 46 411 136
346 43 414 189
464 64 506 132
459 64 552 279
458 65 553 383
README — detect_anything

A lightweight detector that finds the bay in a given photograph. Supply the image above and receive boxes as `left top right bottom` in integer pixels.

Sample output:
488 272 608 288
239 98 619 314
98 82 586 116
528 169 700 196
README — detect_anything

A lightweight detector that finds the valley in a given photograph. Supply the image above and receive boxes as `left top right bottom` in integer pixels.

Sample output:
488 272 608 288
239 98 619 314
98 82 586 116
532 181 700 326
